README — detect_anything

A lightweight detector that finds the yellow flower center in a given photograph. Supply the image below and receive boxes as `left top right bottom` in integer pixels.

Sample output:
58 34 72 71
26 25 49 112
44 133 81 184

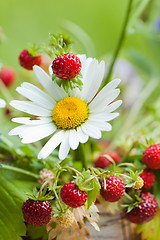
52 97 89 130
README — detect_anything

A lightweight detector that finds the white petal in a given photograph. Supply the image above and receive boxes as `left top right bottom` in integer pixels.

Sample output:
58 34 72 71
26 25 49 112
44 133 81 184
9 125 28 136
77 54 87 77
89 89 120 113
21 123 57 143
86 119 112 131
105 100 122 112
0 98 6 108
59 131 70 160
17 82 56 110
33 65 68 101
12 117 52 125
69 129 79 150
48 64 53 76
89 112 119 121
79 59 105 102
89 78 121 109
38 131 65 159
10 100 52 116
81 122 101 139
76 127 89 143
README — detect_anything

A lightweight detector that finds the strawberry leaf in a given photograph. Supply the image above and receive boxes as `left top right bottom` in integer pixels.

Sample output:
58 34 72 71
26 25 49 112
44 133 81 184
0 167 36 240
85 178 101 209
137 211 160 240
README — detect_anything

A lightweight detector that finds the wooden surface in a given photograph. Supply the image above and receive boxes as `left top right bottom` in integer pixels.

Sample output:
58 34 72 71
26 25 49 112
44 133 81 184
87 206 141 240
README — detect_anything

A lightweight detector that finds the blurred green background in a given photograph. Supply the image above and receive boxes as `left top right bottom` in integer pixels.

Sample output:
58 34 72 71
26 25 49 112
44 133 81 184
0 0 160 76
0 0 160 134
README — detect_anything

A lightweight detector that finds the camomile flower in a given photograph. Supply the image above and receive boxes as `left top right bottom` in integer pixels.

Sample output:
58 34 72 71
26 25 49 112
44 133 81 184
9 55 122 160
0 98 6 108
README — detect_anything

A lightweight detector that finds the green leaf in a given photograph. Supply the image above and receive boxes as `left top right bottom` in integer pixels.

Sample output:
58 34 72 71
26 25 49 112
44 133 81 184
0 168 36 240
137 211 160 240
85 178 101 209
76 170 93 191
26 224 48 240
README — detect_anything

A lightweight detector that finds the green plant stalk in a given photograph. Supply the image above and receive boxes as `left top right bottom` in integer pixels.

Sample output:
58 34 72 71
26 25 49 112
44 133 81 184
124 191 134 201
79 143 88 170
64 166 84 178
0 79 13 103
53 188 64 213
0 164 38 179
103 0 133 85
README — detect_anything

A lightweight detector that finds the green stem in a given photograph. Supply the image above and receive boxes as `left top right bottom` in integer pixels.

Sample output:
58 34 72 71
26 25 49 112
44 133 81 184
81 176 96 186
118 173 133 180
1 135 25 156
122 142 137 162
53 188 64 212
118 163 136 168
79 143 88 170
0 164 38 179
124 191 134 201
0 79 13 103
103 0 133 85
38 180 50 199
64 166 84 178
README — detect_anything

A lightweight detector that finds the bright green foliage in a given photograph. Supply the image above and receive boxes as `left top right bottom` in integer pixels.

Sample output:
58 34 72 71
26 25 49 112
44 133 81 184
76 170 101 209
26 225 48 240
137 211 160 240
0 168 36 240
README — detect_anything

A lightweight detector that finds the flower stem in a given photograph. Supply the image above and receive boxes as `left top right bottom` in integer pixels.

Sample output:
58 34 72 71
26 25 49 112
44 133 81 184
79 143 88 170
103 0 133 85
0 164 38 179
0 79 13 103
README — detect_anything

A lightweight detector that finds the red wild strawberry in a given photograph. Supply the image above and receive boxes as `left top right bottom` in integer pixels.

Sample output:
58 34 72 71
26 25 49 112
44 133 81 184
95 151 120 169
125 192 158 224
140 169 155 189
22 199 52 226
60 182 87 208
0 66 16 87
143 144 160 169
100 175 125 202
19 49 42 70
52 53 81 79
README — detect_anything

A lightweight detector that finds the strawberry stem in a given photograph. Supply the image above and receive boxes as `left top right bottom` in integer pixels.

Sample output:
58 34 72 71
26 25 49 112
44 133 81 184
64 166 84 178
38 180 51 199
81 175 97 186
124 192 134 201
53 188 64 213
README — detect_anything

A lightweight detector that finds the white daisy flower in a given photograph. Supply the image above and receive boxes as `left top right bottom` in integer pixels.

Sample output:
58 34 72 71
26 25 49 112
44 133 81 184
0 98 6 108
9 55 122 160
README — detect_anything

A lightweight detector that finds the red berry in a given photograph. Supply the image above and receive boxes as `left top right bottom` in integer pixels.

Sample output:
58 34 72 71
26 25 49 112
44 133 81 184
140 169 155 189
60 182 87 208
125 192 158 224
52 53 81 79
95 151 120 169
19 49 42 70
0 66 16 87
100 175 125 202
22 199 52 226
143 144 160 169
